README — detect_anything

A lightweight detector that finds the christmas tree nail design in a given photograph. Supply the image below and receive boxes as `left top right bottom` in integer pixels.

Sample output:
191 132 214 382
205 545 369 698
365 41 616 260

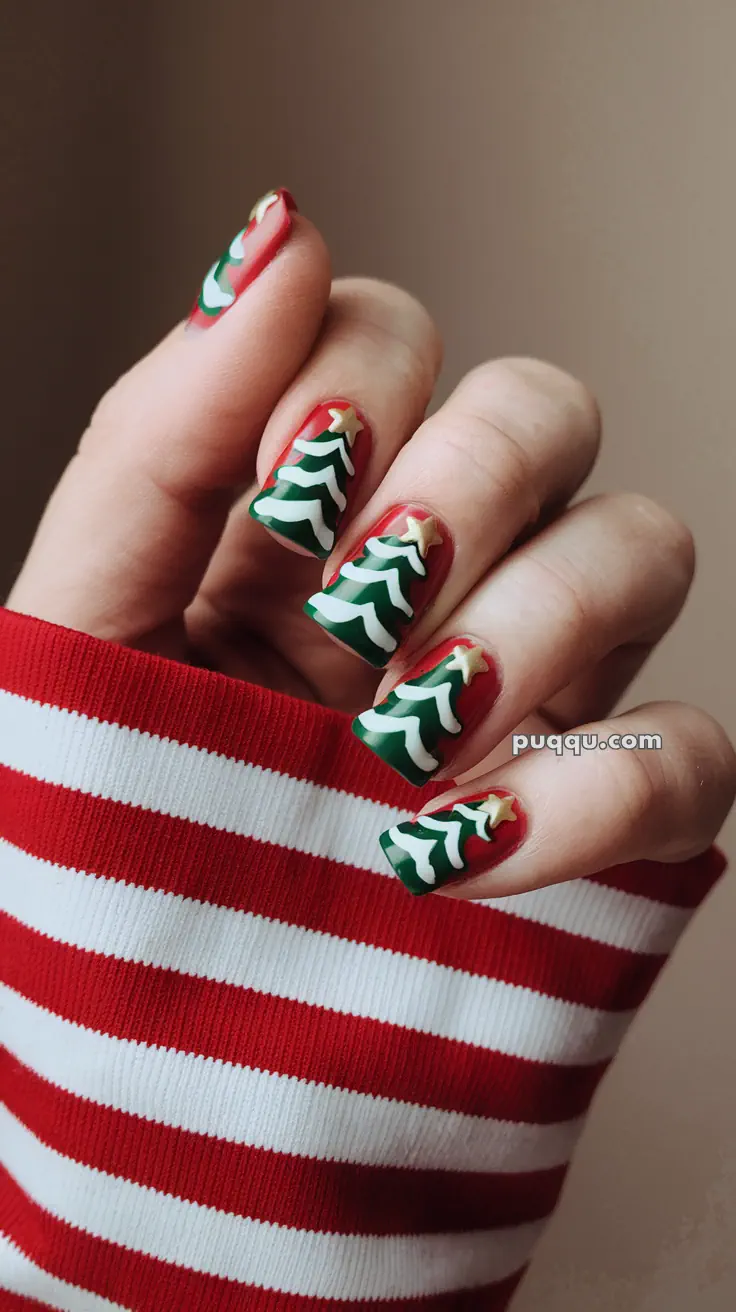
249 402 369 558
304 510 447 666
380 791 524 895
353 638 499 786
188 189 296 330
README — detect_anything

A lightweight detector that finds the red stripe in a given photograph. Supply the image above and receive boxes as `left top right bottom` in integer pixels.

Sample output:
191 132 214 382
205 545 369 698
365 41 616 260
0 767 672 1014
0 606 440 809
590 848 726 907
0 913 606 1124
0 1051 565 1236
0 1167 526 1311
0 1289 51 1311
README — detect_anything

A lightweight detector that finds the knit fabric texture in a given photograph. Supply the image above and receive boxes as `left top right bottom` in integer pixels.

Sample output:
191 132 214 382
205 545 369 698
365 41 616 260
0 606 725 1310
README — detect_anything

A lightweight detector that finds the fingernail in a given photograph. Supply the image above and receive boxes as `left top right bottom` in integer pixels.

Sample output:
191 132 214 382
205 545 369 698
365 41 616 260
352 637 500 785
187 188 297 329
304 507 452 665
249 401 371 558
380 790 525 896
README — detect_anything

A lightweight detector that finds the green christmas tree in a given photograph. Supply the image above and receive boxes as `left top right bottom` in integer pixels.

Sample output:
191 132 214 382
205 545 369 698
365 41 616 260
305 538 428 667
249 406 363 558
352 644 488 786
380 793 517 895
197 226 247 318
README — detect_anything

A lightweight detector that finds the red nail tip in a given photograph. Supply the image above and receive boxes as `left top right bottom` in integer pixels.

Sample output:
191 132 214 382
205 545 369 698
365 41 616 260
187 189 296 330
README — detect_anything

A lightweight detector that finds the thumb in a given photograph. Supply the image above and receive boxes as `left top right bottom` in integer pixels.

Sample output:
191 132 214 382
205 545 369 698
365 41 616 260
8 192 331 655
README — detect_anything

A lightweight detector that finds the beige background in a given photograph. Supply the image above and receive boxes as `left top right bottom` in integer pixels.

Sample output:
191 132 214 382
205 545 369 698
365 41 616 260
2 1 735 1305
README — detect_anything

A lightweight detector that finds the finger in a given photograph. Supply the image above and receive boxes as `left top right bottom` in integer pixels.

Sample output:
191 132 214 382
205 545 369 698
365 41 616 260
304 357 600 669
7 192 331 650
353 493 694 787
237 277 442 560
378 702 736 899
184 279 442 686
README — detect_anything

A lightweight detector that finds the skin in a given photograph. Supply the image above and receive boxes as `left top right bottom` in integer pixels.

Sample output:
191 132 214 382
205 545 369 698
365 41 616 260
7 213 735 899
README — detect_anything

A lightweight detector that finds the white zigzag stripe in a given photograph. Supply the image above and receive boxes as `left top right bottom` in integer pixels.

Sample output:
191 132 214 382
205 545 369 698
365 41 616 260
293 435 355 475
277 463 347 511
392 679 461 734
455 803 492 837
420 816 465 869
338 562 413 616
367 537 426 575
357 708 439 773
253 495 334 552
386 825 438 883
228 227 246 260
307 594 397 652
200 261 234 310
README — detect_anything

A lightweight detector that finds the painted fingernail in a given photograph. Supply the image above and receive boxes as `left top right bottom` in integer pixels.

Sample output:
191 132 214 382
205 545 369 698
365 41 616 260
380 790 525 895
352 637 500 786
249 402 371 558
187 188 297 329
304 507 452 666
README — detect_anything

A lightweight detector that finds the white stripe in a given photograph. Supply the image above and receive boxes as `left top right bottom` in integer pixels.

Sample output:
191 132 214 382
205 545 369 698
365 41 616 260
199 261 234 310
356 708 439 773
386 825 438 883
0 840 630 1064
1 986 585 1175
293 435 355 474
339 561 413 615
276 462 346 511
0 1231 130 1312
306 593 398 652
0 690 692 954
456 802 492 837
251 493 334 551
228 227 246 260
420 816 464 869
367 537 426 574
0 1107 539 1300
392 679 462 734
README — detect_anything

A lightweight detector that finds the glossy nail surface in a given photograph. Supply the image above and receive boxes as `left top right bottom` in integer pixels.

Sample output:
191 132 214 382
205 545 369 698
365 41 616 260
352 637 500 786
304 507 451 666
188 189 296 330
380 790 525 895
249 402 370 558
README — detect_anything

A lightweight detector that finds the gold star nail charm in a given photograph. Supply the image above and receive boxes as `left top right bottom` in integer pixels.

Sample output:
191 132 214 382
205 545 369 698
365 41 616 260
478 794 518 828
399 515 443 558
446 643 488 685
327 405 365 447
249 191 280 225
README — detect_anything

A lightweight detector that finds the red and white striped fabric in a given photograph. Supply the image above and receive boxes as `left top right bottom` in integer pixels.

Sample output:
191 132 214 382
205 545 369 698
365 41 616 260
0 606 725 1311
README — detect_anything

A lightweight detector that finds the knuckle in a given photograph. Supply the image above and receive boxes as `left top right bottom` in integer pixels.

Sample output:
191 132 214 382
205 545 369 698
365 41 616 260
434 412 541 526
614 493 696 580
329 277 443 386
523 554 598 664
458 357 601 456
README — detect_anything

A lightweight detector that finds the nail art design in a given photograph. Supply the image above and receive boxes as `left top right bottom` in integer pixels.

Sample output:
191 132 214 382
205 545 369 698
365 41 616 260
188 188 296 329
249 402 369 558
353 638 500 786
304 509 450 666
380 790 524 895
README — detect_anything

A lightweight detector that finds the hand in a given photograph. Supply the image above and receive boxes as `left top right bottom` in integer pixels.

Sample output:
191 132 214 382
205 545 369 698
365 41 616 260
8 190 734 898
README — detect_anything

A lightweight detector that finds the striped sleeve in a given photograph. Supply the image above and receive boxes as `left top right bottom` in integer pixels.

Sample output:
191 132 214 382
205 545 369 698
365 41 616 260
0 606 725 1312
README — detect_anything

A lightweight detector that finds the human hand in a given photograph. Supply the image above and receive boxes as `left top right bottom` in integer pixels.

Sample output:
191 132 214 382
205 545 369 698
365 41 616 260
8 189 734 897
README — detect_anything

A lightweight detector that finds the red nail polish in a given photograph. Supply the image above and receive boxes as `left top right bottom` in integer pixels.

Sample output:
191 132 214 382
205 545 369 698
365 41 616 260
380 789 526 895
188 188 297 330
353 637 502 786
304 506 454 666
